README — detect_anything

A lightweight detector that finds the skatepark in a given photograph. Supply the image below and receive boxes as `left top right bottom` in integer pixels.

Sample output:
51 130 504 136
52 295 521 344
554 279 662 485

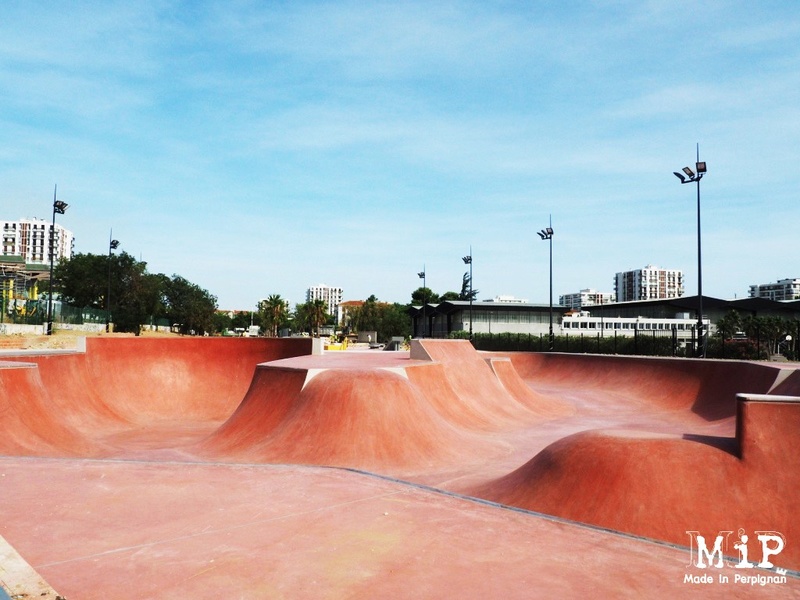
1 336 798 598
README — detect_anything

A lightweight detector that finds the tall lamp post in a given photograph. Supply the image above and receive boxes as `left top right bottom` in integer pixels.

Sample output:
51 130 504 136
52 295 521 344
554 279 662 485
106 231 120 332
537 218 554 351
673 145 707 357
462 249 473 341
417 268 426 337
47 185 69 336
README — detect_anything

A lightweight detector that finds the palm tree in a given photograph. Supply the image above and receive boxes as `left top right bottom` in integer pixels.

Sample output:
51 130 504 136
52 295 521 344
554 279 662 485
261 294 287 337
307 298 328 337
292 303 308 335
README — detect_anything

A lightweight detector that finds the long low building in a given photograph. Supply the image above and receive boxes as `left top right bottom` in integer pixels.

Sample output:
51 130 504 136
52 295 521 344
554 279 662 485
410 296 800 339
561 310 709 339
411 300 567 338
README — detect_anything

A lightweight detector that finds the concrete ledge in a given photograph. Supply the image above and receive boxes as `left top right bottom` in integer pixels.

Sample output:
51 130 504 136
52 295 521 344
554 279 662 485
737 393 800 403
0 534 62 599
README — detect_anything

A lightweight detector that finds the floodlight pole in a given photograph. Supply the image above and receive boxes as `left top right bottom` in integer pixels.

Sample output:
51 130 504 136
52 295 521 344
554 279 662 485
674 144 707 357
537 217 554 351
695 154 703 357
462 249 473 341
47 185 68 336
106 230 120 332
417 268 426 337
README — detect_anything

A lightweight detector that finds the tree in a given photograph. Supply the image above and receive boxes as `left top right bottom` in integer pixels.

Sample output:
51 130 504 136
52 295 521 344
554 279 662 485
380 302 412 341
741 315 792 357
715 310 743 339
54 252 108 308
354 294 381 332
55 251 163 335
346 295 411 342
162 275 218 335
113 259 164 334
292 302 311 335
292 300 328 336
259 294 288 337
54 252 218 335
212 311 233 334
307 298 328 336
759 316 790 355
459 272 479 301
411 287 440 305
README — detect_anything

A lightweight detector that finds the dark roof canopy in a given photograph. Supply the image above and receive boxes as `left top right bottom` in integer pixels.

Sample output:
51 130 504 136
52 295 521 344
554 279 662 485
409 296 800 320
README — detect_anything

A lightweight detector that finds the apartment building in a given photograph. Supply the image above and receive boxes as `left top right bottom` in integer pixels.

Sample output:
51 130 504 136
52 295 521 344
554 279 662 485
559 288 616 310
306 283 343 316
614 265 683 302
2 218 74 264
748 278 800 301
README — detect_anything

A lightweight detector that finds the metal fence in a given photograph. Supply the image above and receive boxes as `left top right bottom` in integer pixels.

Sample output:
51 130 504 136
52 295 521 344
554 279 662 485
470 329 689 356
468 323 800 361
1 299 45 325
2 300 109 327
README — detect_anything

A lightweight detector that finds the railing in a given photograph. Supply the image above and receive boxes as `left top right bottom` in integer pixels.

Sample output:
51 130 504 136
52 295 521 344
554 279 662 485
2 300 115 327
0 299 45 325
465 324 800 361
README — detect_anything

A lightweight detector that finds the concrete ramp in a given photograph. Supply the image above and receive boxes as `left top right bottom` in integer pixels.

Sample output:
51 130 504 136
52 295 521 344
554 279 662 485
197 365 309 456
770 368 800 396
17 351 127 430
80 336 308 422
410 339 545 426
471 394 800 569
199 351 495 471
485 356 574 417
0 337 312 457
1 337 800 595
0 362 95 457
214 368 474 469
503 352 781 420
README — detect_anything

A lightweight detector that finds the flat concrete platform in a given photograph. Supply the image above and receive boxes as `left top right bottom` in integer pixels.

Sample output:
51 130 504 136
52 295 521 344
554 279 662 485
1 337 798 598
0 457 724 599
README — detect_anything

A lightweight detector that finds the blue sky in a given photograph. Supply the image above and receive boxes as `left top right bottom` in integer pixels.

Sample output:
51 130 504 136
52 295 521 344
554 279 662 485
1 1 798 310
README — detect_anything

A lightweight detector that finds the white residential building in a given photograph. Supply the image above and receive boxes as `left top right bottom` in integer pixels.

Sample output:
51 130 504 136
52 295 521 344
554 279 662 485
2 218 74 264
614 265 684 302
306 284 343 316
484 295 529 303
560 288 616 310
749 278 800 301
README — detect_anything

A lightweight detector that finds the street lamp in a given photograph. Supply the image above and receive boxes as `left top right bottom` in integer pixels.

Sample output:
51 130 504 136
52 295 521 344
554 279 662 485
780 334 793 358
106 230 120 332
462 249 473 341
417 268 426 337
47 185 68 336
674 145 707 357
537 219 554 351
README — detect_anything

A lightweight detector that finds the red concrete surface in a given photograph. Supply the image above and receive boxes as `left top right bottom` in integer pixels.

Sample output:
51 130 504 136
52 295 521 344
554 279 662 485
0 336 311 458
486 356 574 417
7 457 782 600
470 351 800 569
0 362 94 457
411 337 539 426
502 351 782 420
1 337 799 598
199 367 479 471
